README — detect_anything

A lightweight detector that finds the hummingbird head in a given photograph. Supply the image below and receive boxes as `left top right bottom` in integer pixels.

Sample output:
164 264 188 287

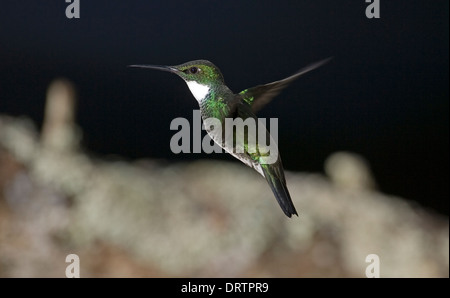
130 60 225 102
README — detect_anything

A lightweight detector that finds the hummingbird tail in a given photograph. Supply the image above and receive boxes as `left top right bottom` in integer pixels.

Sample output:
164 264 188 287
261 165 298 218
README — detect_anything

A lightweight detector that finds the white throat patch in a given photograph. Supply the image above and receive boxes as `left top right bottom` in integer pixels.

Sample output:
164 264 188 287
186 81 210 102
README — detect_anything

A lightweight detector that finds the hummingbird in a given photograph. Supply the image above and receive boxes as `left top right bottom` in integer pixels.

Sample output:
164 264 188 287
130 58 330 217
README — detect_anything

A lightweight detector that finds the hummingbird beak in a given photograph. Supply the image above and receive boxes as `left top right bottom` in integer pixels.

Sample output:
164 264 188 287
128 64 179 74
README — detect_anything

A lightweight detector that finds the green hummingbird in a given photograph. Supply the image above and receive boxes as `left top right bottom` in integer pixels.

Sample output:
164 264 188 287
130 58 330 217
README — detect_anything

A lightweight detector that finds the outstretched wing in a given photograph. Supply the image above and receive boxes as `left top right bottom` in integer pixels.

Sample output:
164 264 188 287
239 58 332 113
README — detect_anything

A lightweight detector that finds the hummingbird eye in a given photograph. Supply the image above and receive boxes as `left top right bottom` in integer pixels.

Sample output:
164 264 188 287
190 67 199 74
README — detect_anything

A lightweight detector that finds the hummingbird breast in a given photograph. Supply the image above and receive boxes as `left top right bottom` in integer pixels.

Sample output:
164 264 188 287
199 94 267 177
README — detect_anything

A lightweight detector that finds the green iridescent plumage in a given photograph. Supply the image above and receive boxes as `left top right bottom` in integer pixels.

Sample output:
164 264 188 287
130 58 330 217
176 60 225 85
200 87 231 121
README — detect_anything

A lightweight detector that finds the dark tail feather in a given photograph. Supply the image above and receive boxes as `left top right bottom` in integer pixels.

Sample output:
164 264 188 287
262 165 298 218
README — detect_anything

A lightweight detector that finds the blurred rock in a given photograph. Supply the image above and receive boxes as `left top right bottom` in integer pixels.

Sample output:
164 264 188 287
0 80 448 277
325 151 376 190
41 79 81 152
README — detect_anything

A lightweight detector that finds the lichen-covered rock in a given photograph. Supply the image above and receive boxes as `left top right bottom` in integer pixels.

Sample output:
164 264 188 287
0 79 448 277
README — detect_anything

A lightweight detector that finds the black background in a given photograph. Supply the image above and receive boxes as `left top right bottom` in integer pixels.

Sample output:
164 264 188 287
0 1 448 215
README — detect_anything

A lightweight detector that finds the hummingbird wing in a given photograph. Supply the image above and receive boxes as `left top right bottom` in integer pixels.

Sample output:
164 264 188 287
239 58 331 113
